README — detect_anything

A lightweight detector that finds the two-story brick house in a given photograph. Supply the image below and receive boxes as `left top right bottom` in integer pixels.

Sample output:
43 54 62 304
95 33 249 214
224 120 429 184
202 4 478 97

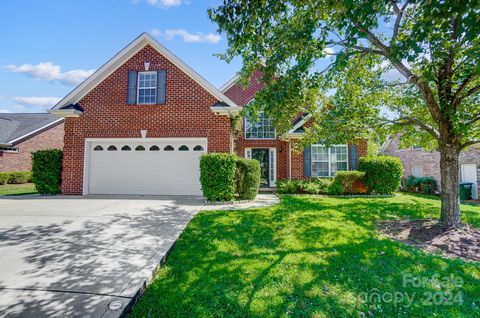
50 33 367 195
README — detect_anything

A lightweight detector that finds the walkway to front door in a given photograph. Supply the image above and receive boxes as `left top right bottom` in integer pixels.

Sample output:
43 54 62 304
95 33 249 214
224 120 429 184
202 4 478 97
252 149 270 187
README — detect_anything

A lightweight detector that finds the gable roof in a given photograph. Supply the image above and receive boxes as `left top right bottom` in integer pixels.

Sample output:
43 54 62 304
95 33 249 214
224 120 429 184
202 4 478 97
219 74 240 92
0 113 63 146
51 32 240 113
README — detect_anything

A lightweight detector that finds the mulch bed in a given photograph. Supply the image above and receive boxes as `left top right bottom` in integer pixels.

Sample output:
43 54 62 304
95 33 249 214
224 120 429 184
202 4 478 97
378 219 480 262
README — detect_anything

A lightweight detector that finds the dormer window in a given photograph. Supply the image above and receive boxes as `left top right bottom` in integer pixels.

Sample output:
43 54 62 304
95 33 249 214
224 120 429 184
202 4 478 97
137 71 157 104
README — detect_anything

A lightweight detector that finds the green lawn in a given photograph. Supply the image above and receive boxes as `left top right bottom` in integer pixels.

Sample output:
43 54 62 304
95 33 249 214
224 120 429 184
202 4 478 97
0 183 37 196
130 194 480 318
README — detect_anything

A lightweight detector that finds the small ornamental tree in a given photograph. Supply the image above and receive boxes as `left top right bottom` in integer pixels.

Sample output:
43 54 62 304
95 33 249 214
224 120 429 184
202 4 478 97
210 1 480 229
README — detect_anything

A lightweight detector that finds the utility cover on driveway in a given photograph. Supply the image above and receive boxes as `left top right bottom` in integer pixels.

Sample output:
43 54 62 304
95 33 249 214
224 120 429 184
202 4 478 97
0 195 204 317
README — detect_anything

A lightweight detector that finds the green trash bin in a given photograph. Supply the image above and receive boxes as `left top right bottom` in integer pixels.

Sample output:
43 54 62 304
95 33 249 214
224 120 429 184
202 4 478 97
459 182 473 200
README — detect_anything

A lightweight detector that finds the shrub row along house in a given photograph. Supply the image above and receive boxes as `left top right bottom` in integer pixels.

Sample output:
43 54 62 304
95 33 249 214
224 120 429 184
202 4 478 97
50 33 367 196
0 113 64 172
382 135 480 199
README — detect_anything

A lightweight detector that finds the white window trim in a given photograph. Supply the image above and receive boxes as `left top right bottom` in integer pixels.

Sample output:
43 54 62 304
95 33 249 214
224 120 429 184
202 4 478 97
244 147 276 187
137 71 157 105
311 144 349 177
244 112 276 140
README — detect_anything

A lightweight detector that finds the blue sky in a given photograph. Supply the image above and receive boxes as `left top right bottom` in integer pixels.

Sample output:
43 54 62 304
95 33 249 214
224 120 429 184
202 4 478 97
0 0 241 113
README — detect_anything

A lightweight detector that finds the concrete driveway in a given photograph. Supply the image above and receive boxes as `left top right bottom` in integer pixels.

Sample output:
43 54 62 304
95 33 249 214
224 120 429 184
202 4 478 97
0 195 205 317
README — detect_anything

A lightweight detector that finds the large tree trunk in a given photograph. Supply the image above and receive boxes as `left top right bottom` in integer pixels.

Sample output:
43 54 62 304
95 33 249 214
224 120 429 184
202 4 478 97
439 145 461 228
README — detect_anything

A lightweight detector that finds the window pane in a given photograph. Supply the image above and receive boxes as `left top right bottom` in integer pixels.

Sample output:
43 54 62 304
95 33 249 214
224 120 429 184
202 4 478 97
312 162 329 177
245 111 276 139
332 162 348 176
312 146 328 161
137 72 157 104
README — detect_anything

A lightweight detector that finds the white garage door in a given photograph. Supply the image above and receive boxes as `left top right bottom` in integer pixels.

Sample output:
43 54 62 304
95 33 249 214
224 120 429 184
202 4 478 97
85 138 207 195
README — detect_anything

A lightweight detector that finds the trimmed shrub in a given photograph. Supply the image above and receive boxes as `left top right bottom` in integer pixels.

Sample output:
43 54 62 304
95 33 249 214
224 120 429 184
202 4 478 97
31 149 63 195
236 158 261 200
327 180 345 195
276 178 333 195
200 153 237 201
8 171 32 184
333 171 365 193
359 156 403 194
403 175 438 195
0 172 9 185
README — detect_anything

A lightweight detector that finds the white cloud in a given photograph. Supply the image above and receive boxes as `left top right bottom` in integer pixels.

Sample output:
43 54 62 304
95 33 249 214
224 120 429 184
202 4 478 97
5 62 95 86
0 109 12 113
135 0 183 8
13 96 62 108
323 47 336 55
151 28 221 44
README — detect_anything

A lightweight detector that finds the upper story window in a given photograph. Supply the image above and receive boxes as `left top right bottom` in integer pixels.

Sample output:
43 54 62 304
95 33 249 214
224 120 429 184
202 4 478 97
311 145 348 177
137 71 157 105
245 112 276 139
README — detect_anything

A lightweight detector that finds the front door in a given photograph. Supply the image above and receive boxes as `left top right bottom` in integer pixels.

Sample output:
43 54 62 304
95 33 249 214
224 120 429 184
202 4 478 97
252 149 270 187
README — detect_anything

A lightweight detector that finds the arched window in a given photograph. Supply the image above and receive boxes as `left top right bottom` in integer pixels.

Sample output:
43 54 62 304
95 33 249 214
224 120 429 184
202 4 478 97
107 145 117 151
93 145 103 151
178 145 189 151
164 145 174 151
193 145 204 151
135 145 145 151
121 145 131 151
149 145 160 151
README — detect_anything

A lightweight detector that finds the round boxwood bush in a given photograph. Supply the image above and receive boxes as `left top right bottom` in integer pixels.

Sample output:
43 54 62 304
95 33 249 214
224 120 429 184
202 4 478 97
359 156 403 194
31 149 63 195
236 158 261 200
200 153 237 201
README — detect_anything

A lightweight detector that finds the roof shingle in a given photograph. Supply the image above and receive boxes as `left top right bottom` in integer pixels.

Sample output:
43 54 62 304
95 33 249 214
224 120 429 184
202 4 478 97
0 113 63 145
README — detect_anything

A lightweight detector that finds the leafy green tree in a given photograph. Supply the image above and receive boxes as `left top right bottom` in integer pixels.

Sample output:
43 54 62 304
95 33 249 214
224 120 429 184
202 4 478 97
209 0 480 229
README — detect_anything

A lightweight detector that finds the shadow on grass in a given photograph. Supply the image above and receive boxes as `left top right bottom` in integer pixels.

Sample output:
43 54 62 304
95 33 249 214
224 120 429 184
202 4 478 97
130 195 480 318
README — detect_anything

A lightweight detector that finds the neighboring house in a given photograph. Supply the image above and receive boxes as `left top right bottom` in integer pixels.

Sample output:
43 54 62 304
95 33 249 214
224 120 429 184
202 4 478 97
382 135 480 199
0 113 64 172
50 33 366 196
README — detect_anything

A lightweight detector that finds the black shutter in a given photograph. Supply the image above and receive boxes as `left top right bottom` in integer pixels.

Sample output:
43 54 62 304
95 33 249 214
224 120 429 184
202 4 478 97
304 147 312 177
349 144 358 170
127 71 138 105
157 70 166 104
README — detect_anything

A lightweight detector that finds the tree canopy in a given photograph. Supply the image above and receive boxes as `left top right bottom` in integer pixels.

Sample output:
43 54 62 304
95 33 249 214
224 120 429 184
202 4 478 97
209 0 480 149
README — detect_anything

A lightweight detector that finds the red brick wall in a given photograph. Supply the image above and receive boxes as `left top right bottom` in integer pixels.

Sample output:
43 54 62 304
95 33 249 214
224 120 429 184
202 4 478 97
223 70 264 106
61 44 231 194
0 122 64 172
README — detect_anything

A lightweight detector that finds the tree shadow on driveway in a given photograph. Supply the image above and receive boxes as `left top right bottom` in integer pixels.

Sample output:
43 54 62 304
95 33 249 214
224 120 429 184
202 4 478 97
0 195 204 317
